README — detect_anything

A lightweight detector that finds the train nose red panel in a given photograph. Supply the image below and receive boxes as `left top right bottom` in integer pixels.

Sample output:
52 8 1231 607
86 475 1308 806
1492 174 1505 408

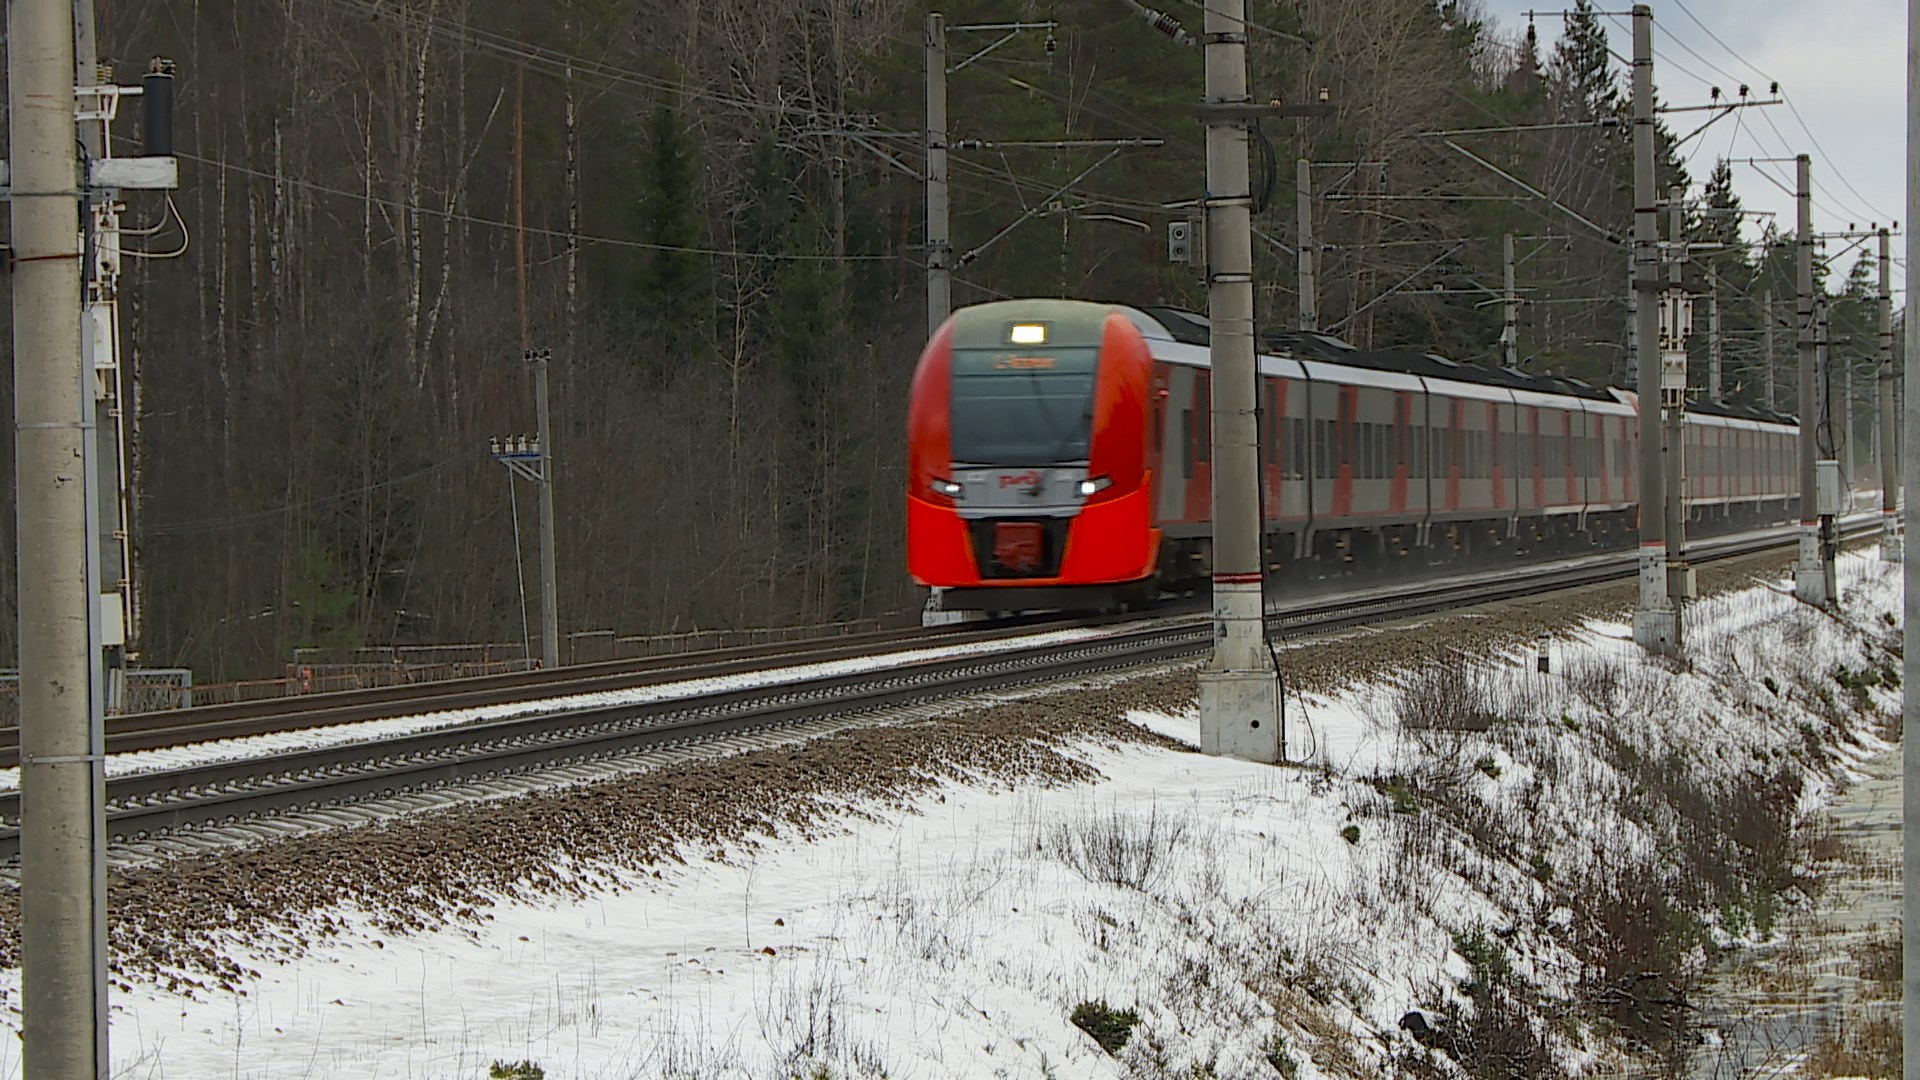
992 522 1046 574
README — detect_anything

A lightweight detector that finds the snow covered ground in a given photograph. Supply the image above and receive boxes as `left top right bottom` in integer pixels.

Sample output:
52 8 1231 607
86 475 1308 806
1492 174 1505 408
0 552 1901 1079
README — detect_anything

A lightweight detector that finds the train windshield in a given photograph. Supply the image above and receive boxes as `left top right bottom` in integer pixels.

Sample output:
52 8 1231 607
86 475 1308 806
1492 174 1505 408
949 346 1099 466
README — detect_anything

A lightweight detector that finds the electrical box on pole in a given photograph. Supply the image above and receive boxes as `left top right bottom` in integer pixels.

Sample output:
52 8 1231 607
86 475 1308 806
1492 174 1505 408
1659 290 1693 397
1816 459 1846 516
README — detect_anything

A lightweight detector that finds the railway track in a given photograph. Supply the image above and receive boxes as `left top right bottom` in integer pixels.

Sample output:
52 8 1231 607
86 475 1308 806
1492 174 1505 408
0 612 1123 769
0 518 1873 863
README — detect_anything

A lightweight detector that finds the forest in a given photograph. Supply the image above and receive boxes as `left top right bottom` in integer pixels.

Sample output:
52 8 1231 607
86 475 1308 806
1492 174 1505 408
0 0 1892 680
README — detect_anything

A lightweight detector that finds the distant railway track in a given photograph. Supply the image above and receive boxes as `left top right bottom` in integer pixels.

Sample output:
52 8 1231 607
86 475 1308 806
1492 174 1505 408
0 518 1875 863
0 612 1125 770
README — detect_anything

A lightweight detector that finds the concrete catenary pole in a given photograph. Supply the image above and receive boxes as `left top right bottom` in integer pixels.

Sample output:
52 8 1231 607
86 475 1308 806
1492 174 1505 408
1878 226 1899 560
921 13 954 625
70 6 112 1069
1665 185 1690 610
1819 295 1842 595
1840 308 1853 489
1764 287 1776 410
12 0 108 1073
1795 153 1834 606
1820 296 1834 471
73 0 116 695
926 13 951 337
1296 157 1315 332
1708 263 1722 399
1196 0 1281 762
1502 232 1518 368
532 349 559 669
1625 252 1637 389
1630 3 1676 652
1903 0 1918 1062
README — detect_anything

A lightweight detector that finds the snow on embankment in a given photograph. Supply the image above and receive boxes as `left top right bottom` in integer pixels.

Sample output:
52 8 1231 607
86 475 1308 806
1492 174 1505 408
0 554 1900 1079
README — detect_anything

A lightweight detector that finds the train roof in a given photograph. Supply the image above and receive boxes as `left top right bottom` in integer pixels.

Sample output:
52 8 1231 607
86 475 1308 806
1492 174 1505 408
1124 304 1798 422
1688 398 1799 425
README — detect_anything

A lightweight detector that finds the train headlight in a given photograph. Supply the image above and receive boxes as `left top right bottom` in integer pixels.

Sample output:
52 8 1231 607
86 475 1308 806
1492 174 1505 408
1008 322 1048 345
932 478 963 497
1077 476 1112 497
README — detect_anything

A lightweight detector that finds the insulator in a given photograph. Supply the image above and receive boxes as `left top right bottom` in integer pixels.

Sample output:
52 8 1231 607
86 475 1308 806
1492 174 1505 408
142 57 175 158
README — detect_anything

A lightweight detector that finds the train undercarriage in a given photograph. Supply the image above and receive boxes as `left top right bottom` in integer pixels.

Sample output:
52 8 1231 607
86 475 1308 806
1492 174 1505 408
930 498 1801 620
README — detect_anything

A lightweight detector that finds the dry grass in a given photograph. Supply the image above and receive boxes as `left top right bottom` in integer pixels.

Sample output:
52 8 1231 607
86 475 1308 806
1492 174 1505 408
1804 1013 1900 1079
1041 804 1189 894
1850 928 1902 997
1394 661 1500 732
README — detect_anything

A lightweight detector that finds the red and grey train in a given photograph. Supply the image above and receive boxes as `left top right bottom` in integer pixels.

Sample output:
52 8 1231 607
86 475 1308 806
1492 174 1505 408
906 298 1802 613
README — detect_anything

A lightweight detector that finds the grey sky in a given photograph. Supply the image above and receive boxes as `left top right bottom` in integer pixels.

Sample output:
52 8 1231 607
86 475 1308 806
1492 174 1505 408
1471 0 1905 290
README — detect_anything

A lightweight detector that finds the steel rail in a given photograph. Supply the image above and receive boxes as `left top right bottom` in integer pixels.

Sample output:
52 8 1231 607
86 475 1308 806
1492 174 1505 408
0 625 1206 860
0 613 1118 768
0 517 1870 863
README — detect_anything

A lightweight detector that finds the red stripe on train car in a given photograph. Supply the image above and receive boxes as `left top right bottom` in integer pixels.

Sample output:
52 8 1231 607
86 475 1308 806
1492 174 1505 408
1530 408 1545 508
1183 370 1212 524
1266 377 1287 516
1488 400 1506 511
1389 391 1409 512
1444 399 1462 513
1331 385 1355 517
1561 410 1575 504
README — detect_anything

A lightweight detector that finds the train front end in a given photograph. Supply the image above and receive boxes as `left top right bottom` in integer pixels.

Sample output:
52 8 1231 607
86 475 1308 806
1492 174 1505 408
906 299 1156 613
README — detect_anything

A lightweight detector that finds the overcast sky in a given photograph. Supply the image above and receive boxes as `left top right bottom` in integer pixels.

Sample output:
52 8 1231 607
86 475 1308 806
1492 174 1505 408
1473 0 1905 291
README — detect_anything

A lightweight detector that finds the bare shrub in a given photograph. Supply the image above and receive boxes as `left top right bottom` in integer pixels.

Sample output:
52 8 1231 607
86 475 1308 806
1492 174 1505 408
1567 871 1705 1055
1045 805 1188 893
1377 810 1451 911
1804 1013 1900 1078
643 1010 749 1079
755 947 888 1077
1395 662 1499 731
1852 929 1902 996
1394 964 1567 1080
1564 651 1626 715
